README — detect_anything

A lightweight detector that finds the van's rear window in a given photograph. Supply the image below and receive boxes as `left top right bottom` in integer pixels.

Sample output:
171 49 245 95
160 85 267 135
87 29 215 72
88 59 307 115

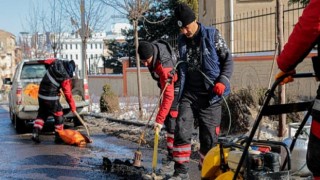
21 64 46 79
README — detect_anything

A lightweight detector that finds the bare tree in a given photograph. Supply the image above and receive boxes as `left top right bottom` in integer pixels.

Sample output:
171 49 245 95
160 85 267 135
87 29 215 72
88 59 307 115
23 1 44 58
58 0 109 78
99 0 167 119
41 0 65 58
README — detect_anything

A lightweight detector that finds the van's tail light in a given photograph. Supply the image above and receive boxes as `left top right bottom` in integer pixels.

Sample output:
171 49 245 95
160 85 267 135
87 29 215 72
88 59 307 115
16 87 22 105
84 79 90 103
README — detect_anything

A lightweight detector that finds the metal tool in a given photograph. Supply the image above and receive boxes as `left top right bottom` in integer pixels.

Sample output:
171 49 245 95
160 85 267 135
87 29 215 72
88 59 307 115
59 89 92 142
73 110 92 142
132 82 170 167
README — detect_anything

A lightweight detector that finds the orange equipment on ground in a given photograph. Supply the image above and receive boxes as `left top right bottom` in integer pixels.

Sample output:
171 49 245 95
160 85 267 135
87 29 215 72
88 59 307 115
56 129 92 147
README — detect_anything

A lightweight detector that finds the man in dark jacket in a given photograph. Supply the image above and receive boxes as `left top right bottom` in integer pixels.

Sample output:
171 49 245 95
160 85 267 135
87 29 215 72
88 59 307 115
170 3 233 180
138 40 179 176
32 58 77 143
276 0 320 178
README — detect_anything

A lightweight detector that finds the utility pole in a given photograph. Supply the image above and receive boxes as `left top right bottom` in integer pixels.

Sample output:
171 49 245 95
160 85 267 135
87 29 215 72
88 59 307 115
80 0 87 78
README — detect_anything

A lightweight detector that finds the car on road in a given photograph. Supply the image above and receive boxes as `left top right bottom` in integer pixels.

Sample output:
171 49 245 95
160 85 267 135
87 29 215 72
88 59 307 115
4 59 90 133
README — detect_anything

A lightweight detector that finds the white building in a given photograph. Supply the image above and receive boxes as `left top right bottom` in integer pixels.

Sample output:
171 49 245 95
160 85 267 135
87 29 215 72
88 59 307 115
59 22 131 74
59 32 106 74
15 22 131 74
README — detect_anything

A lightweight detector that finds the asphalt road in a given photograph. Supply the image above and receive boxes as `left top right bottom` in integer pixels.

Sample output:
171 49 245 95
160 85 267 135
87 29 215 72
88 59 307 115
0 103 201 180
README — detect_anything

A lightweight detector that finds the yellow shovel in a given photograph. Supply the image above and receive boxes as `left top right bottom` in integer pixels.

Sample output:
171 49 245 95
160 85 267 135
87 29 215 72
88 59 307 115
152 127 160 174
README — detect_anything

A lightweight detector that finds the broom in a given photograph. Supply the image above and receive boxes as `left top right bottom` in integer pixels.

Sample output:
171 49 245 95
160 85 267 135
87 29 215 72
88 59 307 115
133 81 171 167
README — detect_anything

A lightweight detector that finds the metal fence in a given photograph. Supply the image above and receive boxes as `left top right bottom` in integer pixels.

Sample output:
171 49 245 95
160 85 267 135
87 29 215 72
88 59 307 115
213 2 305 55
167 3 305 55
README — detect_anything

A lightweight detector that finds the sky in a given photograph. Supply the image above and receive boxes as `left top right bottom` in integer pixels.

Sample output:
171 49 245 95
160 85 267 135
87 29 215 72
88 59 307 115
0 0 48 37
0 0 126 37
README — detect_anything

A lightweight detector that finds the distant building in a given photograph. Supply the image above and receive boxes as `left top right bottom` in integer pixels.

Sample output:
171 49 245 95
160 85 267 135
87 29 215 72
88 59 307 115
104 23 131 57
58 31 106 74
0 30 20 89
59 22 130 74
14 22 131 74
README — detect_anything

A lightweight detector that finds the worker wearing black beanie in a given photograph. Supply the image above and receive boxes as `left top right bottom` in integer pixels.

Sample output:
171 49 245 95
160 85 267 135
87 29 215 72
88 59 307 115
138 41 154 60
137 40 180 179
174 3 196 28
170 2 234 180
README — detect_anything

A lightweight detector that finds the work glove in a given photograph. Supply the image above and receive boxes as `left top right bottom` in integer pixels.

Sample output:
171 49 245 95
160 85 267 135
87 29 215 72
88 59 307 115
213 82 226 96
71 108 77 114
169 110 178 118
275 70 296 85
154 122 163 131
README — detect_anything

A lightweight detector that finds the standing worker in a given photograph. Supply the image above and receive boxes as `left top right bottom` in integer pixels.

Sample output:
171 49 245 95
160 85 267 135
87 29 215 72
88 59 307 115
32 58 77 144
275 0 320 179
138 40 180 176
169 3 233 179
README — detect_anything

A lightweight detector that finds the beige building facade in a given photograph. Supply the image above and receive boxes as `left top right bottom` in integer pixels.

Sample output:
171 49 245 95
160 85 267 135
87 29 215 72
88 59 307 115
0 30 20 89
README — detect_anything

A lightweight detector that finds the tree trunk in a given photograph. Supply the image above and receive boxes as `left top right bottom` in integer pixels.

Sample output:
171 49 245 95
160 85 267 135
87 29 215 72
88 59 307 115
81 0 87 79
276 0 286 137
133 20 143 119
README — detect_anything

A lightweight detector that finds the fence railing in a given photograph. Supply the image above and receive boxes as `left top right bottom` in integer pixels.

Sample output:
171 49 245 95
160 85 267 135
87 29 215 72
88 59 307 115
167 3 305 55
213 2 305 55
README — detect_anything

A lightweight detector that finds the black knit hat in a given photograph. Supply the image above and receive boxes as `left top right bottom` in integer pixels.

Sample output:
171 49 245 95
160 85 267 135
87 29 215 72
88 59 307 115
138 41 154 60
174 3 196 28
63 60 76 77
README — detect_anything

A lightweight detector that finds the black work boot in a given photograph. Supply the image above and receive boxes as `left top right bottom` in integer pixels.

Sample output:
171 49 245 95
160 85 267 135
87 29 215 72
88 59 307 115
31 128 41 143
159 156 175 176
167 172 190 180
54 131 64 144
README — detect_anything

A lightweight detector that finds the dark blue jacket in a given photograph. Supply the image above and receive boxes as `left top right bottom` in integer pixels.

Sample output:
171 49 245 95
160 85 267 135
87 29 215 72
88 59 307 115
177 23 233 104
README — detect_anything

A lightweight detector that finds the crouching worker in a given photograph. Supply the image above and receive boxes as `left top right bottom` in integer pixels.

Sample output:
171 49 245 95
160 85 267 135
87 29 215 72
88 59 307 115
32 58 77 144
138 40 180 176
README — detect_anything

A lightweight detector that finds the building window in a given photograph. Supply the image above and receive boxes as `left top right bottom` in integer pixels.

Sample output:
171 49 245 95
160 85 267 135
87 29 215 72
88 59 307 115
70 44 72 50
76 44 78 49
66 54 68 59
70 54 73 59
76 54 78 60
95 43 97 49
66 44 68 50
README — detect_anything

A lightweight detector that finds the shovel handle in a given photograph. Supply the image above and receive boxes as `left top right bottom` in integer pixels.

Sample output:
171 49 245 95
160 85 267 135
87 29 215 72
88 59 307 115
74 111 91 139
152 127 160 172
59 89 91 139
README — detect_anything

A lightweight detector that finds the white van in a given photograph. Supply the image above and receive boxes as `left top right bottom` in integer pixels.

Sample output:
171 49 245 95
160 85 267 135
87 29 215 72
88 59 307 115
4 59 90 133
